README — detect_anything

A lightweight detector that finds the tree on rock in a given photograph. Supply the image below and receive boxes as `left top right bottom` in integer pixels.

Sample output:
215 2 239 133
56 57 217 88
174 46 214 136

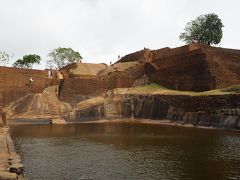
47 47 82 69
179 13 224 45
12 54 41 68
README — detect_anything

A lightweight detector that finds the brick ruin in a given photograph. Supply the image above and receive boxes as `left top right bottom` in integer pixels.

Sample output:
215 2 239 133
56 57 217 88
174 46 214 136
0 43 240 127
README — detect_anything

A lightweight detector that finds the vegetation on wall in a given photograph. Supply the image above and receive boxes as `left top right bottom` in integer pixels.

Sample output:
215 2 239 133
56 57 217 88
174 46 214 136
47 47 82 69
180 13 224 45
12 54 41 69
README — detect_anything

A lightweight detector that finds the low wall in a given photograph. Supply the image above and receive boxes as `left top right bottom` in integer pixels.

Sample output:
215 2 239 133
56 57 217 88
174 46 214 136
0 127 25 179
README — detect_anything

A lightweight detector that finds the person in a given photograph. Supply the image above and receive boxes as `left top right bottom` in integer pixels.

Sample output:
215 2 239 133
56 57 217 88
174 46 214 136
118 55 120 59
192 39 198 43
0 111 6 126
29 76 33 85
110 61 112 66
48 70 51 78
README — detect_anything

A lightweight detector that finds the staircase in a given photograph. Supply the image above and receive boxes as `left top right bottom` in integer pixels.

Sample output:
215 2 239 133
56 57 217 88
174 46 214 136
43 85 66 124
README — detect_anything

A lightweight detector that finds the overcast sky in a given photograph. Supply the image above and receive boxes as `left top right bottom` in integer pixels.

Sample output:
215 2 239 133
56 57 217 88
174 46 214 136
0 0 240 69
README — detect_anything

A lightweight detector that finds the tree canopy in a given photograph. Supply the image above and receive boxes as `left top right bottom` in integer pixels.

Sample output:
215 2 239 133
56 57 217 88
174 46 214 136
12 54 41 68
0 51 10 66
47 47 82 69
179 13 224 45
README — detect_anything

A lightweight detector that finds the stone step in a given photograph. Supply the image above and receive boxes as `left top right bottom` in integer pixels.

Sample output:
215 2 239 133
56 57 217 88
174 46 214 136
43 85 63 118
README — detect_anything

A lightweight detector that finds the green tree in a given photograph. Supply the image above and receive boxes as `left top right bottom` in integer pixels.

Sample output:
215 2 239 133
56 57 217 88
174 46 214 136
180 13 224 45
12 59 26 68
47 47 82 69
12 54 41 68
0 51 10 66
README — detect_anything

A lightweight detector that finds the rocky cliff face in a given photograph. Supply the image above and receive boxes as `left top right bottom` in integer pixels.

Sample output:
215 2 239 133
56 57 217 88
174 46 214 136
5 90 72 120
4 84 240 130
69 91 240 130
113 93 240 129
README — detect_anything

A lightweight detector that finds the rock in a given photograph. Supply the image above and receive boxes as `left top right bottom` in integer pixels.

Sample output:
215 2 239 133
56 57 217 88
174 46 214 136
104 93 240 130
9 163 24 175
9 158 21 165
0 171 17 180
50 118 66 124
8 154 21 161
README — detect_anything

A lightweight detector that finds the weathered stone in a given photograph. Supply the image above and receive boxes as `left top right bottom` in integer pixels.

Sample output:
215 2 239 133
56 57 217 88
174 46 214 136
9 158 21 165
0 166 9 171
51 118 66 124
10 163 24 175
8 154 21 161
0 171 17 180
0 128 24 179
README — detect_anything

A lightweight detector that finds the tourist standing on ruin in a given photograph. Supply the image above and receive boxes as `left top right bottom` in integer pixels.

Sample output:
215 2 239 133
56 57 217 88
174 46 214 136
29 76 33 85
48 70 51 78
192 39 198 43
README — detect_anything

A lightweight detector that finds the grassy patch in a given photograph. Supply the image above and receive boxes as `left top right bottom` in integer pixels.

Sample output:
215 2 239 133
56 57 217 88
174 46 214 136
116 84 240 96
221 85 240 93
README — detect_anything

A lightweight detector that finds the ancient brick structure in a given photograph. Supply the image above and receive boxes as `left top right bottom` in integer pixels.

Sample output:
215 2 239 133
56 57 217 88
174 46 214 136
0 66 54 105
1 43 240 127
117 43 240 91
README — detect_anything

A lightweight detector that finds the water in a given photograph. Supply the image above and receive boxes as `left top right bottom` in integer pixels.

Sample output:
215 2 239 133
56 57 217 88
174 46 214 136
10 122 240 180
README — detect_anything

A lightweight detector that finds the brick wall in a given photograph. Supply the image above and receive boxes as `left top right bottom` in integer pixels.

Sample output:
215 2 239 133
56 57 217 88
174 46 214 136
148 48 214 91
59 77 106 104
0 66 52 105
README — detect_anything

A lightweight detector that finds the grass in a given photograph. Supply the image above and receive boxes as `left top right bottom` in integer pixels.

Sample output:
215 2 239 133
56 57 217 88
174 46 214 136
221 85 240 93
115 84 240 96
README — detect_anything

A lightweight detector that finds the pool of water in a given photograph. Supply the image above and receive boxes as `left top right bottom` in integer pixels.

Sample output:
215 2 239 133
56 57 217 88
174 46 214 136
10 122 240 180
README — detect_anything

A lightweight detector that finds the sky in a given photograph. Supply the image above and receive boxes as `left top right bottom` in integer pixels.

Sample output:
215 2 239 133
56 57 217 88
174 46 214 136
0 0 240 69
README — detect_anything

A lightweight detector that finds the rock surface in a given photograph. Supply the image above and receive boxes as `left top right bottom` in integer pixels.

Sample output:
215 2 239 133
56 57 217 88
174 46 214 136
1 43 240 130
0 127 25 179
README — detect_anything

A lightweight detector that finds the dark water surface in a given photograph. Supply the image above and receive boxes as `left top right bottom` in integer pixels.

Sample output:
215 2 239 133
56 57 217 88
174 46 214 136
10 122 240 180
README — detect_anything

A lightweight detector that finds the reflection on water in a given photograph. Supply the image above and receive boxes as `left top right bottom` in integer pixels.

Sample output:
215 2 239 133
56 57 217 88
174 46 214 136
10 122 240 180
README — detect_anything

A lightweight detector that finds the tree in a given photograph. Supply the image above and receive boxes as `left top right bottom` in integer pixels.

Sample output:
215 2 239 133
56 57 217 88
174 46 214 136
12 59 26 68
0 51 10 66
47 47 82 69
12 54 41 68
180 13 224 45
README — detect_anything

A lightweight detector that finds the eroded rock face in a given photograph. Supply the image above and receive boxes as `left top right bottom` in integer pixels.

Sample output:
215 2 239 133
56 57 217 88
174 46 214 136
72 105 104 121
63 91 240 129
102 93 240 129
167 106 240 129
6 92 72 120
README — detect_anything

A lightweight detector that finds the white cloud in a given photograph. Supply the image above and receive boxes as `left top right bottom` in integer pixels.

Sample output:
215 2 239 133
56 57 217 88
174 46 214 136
0 0 239 69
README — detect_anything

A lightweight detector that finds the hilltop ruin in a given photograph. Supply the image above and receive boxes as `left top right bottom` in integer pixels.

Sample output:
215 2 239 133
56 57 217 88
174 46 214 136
0 43 240 129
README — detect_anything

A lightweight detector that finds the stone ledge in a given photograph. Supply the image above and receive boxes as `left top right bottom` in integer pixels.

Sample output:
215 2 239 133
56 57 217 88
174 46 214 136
0 127 26 180
50 118 66 124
